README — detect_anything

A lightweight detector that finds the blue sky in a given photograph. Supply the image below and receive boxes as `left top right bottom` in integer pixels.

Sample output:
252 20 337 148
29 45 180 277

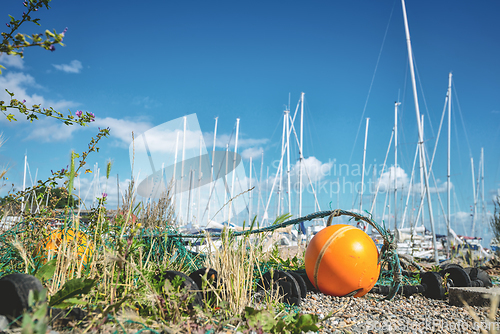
1 0 499 242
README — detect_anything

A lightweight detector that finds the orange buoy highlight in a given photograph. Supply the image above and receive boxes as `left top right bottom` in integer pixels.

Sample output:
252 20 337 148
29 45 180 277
38 228 92 267
304 224 380 297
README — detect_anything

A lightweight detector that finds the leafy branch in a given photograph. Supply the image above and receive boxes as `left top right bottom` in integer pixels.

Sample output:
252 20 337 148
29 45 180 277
1 0 65 60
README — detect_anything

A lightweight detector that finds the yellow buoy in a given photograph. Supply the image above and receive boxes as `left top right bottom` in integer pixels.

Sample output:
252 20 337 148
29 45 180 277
38 228 92 267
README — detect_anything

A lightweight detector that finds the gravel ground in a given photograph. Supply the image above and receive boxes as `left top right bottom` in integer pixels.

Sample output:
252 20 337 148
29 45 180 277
297 291 500 333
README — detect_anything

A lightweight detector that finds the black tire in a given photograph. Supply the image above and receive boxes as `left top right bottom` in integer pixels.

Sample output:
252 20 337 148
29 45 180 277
287 271 307 298
257 270 302 306
0 273 44 318
156 270 203 308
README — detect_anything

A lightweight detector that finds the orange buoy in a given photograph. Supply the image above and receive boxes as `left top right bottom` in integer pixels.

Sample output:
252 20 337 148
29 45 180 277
304 224 380 297
38 229 92 267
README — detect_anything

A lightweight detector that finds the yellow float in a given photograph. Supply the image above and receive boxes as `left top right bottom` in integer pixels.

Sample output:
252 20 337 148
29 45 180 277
37 228 92 267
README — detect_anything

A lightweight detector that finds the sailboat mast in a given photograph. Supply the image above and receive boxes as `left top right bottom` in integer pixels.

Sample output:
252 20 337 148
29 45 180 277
229 118 240 224
197 134 203 225
360 118 369 214
278 112 286 216
286 109 292 216
481 147 485 235
22 154 27 213
471 157 476 236
394 102 400 231
257 151 264 220
208 117 218 224
401 0 439 263
249 156 252 225
447 72 452 254
299 92 304 219
179 116 187 225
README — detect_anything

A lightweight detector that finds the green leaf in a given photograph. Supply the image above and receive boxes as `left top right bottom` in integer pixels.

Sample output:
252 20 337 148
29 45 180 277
6 114 17 121
35 258 57 281
49 278 95 308
49 297 86 309
293 313 319 333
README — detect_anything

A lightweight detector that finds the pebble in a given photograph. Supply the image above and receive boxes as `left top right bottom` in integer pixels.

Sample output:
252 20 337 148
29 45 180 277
298 291 500 333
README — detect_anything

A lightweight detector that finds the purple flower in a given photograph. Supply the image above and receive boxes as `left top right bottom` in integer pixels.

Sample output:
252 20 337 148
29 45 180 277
22 99 26 103
89 112 95 122
49 45 55 52
61 27 68 36
102 192 107 198
75 110 83 117
6 23 10 27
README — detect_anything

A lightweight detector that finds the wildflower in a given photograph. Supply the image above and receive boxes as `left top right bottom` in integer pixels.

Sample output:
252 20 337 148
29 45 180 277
75 110 83 117
89 112 95 122
102 192 107 198
6 23 10 27
22 99 26 103
49 45 55 52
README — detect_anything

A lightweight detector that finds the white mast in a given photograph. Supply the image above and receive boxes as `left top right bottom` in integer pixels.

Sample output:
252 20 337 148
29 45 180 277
394 102 400 231
257 151 264 220
286 109 292 216
229 118 240 224
298 92 305 220
197 134 203 225
447 72 452 255
208 117 218 223
481 147 485 235
471 157 477 236
21 153 27 213
401 0 439 263
179 116 187 225
278 112 286 216
360 117 369 214
248 156 253 225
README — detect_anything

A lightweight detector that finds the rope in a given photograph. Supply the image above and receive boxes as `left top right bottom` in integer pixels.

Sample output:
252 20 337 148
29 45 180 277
0 209 402 302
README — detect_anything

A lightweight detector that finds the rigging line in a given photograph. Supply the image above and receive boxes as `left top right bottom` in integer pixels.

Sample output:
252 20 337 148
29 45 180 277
398 57 410 169
452 79 473 158
348 1 396 164
413 57 437 140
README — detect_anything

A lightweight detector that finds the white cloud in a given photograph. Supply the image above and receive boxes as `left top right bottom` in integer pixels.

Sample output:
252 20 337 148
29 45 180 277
241 147 263 160
376 166 410 192
259 156 333 192
132 96 162 109
291 156 334 185
93 117 152 147
0 54 24 70
52 60 83 73
24 117 80 142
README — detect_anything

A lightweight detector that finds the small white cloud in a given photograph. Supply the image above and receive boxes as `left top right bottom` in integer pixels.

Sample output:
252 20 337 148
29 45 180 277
52 60 83 73
0 54 24 70
376 166 410 192
241 147 263 160
132 96 162 109
24 117 79 142
93 117 153 147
